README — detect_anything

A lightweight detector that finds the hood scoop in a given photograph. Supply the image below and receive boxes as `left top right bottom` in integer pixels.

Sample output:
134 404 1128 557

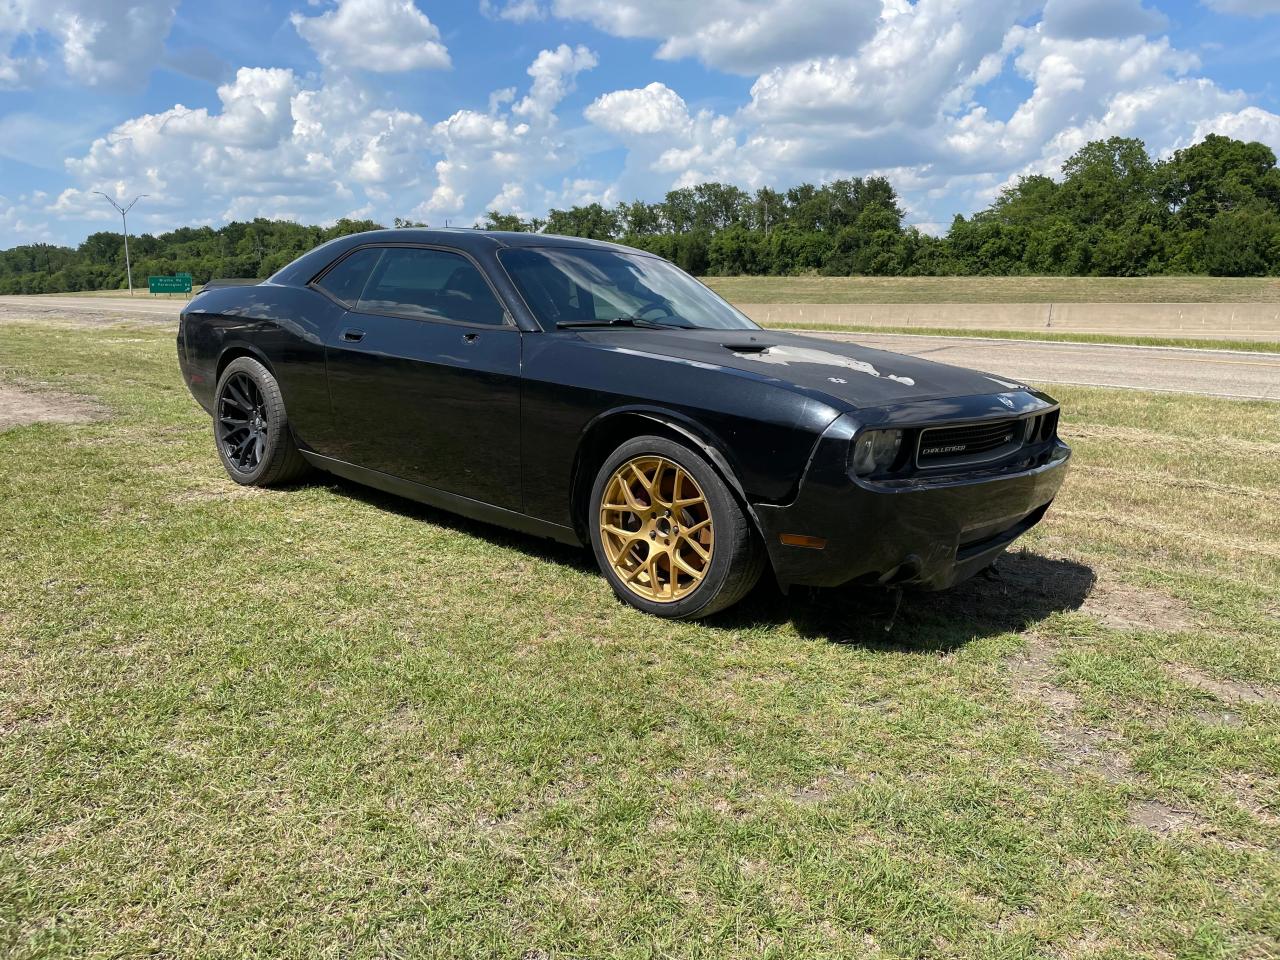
721 341 772 354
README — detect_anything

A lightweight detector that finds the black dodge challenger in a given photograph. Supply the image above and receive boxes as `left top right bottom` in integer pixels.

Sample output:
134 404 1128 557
178 228 1069 619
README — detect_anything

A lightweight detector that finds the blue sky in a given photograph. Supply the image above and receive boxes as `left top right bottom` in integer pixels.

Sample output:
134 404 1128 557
2 0 1279 248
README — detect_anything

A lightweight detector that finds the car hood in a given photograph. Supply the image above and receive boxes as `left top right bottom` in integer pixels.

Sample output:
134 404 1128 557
573 328 1027 408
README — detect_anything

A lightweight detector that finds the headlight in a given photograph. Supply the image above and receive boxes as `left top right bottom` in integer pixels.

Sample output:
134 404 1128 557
850 429 903 477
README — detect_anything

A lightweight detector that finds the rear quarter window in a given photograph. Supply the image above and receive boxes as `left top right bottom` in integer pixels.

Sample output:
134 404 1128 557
315 247 383 306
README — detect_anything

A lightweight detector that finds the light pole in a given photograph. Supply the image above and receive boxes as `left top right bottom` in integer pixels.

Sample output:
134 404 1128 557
93 192 146 296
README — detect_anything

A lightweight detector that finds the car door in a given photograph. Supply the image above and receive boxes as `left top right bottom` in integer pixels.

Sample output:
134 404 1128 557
319 244 523 511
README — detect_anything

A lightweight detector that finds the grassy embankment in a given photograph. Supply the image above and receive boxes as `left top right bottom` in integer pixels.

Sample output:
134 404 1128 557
704 275 1280 304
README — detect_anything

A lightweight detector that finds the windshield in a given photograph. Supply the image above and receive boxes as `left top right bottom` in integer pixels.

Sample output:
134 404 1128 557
500 247 759 331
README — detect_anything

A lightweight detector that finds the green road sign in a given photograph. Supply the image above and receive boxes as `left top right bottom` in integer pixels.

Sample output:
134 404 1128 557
149 275 192 294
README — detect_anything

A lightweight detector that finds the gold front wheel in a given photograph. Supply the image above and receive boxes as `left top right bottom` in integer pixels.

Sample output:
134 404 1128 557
598 455 714 603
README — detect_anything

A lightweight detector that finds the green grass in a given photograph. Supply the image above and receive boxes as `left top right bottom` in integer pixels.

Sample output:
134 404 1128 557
759 321 1280 354
1 321 1278 958
705 275 1280 304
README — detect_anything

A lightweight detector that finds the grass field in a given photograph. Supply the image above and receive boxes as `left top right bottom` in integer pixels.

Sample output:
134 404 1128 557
1 321 1278 958
705 276 1280 304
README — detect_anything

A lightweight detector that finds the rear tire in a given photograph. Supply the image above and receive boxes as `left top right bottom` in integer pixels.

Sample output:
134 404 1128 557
589 435 764 620
213 356 311 486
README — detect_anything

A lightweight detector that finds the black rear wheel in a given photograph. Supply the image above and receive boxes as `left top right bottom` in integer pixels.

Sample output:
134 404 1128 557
214 357 310 486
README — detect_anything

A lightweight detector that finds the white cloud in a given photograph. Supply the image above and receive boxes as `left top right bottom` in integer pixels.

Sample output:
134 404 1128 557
746 0 1037 129
40 38 598 242
549 0 882 73
291 0 451 73
1188 106 1280 155
585 82 691 136
585 83 754 198
60 67 433 235
513 44 598 123
580 7 1260 233
480 0 546 21
0 0 175 89
422 46 597 219
1041 0 1168 39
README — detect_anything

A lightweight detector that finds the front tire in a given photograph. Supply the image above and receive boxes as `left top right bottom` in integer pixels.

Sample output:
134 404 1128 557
589 435 764 619
213 356 310 486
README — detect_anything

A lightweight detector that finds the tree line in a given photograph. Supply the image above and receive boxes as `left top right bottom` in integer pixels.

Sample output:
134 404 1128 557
3 134 1278 294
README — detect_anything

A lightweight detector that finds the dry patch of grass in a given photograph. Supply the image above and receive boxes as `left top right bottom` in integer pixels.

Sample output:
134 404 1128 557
0 383 105 432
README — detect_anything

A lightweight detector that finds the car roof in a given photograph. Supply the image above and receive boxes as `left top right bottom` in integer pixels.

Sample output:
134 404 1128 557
268 228 653 286
376 228 639 252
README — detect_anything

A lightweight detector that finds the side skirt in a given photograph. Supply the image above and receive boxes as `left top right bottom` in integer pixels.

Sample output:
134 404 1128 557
300 451 583 548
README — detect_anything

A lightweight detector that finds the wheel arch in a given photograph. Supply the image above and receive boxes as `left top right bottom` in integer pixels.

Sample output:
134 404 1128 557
215 343 277 384
569 406 763 547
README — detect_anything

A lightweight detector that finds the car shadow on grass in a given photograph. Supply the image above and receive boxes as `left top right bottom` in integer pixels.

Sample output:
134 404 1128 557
719 551 1097 652
318 474 599 571
318 476 1094 651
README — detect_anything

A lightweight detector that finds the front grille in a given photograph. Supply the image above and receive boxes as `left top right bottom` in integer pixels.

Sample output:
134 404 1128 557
917 418 1020 466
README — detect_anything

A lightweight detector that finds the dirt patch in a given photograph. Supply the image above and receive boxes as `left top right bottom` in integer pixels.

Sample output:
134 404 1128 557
1193 708 1242 727
0 383 105 432
1128 799 1210 835
1222 773 1280 828
1046 726 1138 785
1078 578 1196 632
169 482 265 504
1007 633 1141 786
1007 632 1081 712
1167 664 1280 706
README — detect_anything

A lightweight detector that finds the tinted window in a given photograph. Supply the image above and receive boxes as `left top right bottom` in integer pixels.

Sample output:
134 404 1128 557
316 247 382 306
358 247 507 326
500 247 756 330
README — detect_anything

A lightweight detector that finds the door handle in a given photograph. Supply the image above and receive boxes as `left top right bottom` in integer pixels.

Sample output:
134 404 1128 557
341 327 366 343
462 333 478 343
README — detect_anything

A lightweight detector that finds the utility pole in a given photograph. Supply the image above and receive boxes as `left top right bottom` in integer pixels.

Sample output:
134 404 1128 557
93 191 146 296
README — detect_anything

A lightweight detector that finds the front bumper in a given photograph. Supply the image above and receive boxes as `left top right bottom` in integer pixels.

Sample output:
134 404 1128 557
753 408 1070 591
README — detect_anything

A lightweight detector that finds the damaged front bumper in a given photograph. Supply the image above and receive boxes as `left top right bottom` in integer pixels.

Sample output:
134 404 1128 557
753 398 1071 591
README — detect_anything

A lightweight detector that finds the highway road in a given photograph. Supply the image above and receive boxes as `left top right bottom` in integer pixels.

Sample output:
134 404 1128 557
2 295 1277 401
805 331 1280 401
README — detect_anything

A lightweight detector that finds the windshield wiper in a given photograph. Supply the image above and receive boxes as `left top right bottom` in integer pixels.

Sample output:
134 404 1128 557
555 316 695 329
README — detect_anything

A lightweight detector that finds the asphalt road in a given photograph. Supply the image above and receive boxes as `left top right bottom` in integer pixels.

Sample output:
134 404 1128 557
2 295 1276 401
804 331 1280 401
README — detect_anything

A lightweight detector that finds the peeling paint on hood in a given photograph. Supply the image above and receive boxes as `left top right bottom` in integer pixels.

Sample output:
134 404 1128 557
571 327 1026 407
728 343 917 387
